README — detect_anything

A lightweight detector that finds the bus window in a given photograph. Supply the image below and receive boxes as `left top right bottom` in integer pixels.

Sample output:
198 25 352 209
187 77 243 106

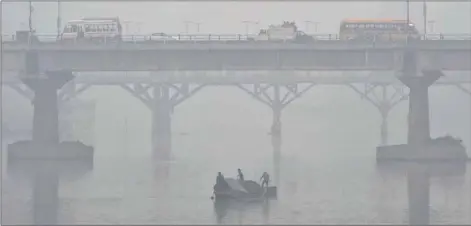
63 25 71 33
64 24 77 33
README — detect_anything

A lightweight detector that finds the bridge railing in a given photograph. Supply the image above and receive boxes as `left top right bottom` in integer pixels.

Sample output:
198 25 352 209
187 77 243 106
2 33 471 45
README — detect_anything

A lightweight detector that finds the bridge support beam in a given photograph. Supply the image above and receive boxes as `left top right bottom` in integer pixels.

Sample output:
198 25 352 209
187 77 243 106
5 81 91 106
350 84 408 145
21 71 74 143
238 83 314 185
151 85 172 160
375 50 468 161
399 71 442 147
121 82 204 159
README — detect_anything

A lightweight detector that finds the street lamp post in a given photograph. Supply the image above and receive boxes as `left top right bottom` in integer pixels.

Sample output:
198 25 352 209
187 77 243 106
56 0 61 39
135 22 143 35
28 0 33 34
423 0 427 35
427 20 436 33
184 21 202 33
406 0 410 26
241 20 259 35
304 20 319 33
122 21 132 35
194 22 201 33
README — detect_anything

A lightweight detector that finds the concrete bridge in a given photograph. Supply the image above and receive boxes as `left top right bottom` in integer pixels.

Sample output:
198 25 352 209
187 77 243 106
2 35 470 160
1 38 470 72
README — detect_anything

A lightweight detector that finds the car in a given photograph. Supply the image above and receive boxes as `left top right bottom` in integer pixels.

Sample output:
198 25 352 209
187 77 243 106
148 32 178 41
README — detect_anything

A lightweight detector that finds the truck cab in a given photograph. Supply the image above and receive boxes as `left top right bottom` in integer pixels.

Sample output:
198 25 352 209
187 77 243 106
250 21 313 43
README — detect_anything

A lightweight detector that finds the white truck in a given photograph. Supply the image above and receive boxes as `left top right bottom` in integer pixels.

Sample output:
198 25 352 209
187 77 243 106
249 21 313 43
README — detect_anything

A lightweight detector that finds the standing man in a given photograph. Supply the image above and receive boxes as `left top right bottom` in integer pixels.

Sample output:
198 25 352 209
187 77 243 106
260 172 270 188
237 168 245 182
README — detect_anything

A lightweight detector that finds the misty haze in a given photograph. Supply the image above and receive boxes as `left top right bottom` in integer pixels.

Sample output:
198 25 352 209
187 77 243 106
1 1 471 225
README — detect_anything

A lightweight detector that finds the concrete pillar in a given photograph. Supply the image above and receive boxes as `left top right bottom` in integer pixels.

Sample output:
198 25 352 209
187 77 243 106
380 109 389 145
22 71 74 144
151 84 172 159
271 85 282 186
271 85 282 137
398 50 442 148
407 164 430 225
399 72 441 147
379 86 390 145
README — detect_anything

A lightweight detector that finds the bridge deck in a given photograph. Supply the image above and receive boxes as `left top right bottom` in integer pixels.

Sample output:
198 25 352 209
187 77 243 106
2 38 470 72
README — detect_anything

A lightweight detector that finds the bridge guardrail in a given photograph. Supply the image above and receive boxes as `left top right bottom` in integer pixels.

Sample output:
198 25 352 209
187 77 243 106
2 33 471 45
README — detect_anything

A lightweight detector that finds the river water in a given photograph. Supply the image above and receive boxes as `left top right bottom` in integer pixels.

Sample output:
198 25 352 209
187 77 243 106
1 84 470 224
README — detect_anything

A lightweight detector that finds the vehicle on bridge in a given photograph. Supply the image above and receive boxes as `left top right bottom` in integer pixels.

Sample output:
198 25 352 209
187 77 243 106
339 19 420 41
249 21 313 43
60 17 122 43
147 32 178 41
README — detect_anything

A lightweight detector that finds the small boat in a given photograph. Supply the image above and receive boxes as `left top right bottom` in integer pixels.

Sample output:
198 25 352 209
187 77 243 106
212 178 277 202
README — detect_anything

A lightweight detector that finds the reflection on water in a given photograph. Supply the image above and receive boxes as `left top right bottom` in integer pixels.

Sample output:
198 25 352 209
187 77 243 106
2 86 470 224
2 140 470 224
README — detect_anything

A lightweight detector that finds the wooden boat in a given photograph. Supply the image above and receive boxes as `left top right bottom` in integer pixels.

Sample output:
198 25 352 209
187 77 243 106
213 178 277 202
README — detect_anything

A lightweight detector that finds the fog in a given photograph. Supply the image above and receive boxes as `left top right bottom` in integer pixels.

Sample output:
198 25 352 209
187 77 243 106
1 1 471 225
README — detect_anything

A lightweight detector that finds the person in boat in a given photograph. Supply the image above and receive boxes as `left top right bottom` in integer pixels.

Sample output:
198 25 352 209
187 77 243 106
237 168 245 182
215 172 229 191
260 172 270 188
216 172 225 184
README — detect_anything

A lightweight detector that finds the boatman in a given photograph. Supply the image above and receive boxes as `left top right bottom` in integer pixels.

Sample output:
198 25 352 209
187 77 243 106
237 168 245 182
260 172 270 188
216 172 225 185
216 172 229 190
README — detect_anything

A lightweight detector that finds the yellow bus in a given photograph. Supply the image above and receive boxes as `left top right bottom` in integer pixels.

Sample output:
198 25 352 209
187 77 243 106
339 19 420 41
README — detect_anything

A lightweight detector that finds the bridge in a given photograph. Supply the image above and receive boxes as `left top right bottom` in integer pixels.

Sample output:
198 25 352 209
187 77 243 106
1 33 471 160
1 34 471 72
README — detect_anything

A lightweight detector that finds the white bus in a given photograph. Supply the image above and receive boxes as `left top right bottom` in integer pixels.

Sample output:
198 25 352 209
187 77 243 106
61 17 122 42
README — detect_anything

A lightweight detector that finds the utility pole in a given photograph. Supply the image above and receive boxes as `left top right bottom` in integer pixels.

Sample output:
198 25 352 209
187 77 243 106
183 21 202 33
406 0 410 40
241 20 259 35
304 20 319 33
28 0 33 33
406 0 410 26
194 22 201 33
423 0 427 35
57 0 61 39
427 20 436 33
183 21 190 34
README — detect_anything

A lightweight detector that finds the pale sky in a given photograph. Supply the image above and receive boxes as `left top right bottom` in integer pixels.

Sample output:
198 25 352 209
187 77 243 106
2 2 471 35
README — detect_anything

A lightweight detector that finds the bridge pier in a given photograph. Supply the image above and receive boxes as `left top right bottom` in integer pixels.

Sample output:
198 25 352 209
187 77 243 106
151 85 172 159
350 84 408 145
238 83 313 137
376 50 467 161
21 71 74 143
121 81 204 159
399 71 442 147
4 80 92 142
238 83 314 185
7 51 94 166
